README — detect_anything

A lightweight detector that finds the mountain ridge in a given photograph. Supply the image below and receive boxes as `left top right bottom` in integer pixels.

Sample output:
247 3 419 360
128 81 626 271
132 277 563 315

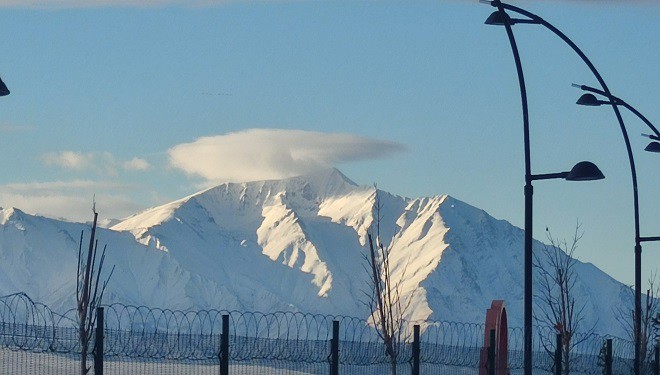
0 169 634 337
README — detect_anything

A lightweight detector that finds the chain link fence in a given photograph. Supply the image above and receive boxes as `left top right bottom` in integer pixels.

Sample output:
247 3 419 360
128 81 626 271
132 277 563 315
1 292 657 374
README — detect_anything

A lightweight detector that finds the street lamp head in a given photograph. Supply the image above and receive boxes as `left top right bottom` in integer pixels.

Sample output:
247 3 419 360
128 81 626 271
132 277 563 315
644 141 660 153
484 10 538 26
0 77 9 97
485 11 510 26
576 93 605 107
565 161 605 181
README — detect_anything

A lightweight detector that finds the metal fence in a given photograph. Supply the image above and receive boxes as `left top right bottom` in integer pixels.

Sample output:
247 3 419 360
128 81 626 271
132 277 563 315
1 292 658 375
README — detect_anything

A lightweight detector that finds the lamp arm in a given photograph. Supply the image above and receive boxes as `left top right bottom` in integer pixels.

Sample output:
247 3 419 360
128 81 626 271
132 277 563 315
618 102 660 140
530 172 569 181
577 85 660 139
498 1 640 239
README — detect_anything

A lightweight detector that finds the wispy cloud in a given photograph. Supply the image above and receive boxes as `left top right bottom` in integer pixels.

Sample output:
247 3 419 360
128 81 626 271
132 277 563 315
0 0 240 8
8 152 156 221
41 151 150 175
0 179 142 222
123 157 151 171
167 128 406 185
42 151 94 170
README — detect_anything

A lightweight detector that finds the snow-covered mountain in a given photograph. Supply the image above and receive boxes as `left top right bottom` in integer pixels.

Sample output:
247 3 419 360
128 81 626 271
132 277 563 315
0 169 633 336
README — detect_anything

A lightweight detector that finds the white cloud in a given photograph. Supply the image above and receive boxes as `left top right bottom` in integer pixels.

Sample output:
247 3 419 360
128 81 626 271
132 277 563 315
167 128 406 184
42 151 94 170
123 157 151 172
41 151 150 176
0 193 135 222
0 180 143 222
17 152 155 220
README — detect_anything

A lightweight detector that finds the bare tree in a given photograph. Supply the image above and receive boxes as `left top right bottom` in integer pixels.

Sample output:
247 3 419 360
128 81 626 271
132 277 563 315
77 206 114 374
362 188 414 375
616 273 659 374
534 224 596 374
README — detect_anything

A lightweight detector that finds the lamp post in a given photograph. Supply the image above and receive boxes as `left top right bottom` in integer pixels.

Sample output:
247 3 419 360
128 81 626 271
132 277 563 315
0 77 9 97
574 84 660 371
485 0 660 368
482 2 607 374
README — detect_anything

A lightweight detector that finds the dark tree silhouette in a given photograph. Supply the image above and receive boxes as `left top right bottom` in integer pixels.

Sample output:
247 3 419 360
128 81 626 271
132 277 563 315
534 224 595 374
77 207 114 374
362 188 414 375
616 274 659 374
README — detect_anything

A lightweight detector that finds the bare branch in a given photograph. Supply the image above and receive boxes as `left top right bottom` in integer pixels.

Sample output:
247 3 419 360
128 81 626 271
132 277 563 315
534 223 595 374
360 189 416 375
76 207 113 375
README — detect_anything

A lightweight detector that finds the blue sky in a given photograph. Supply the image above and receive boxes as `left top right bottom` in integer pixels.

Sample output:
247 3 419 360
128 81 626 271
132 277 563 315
0 0 658 287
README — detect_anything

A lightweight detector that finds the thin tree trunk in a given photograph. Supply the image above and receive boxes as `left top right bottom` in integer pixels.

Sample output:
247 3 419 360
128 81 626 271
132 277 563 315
80 341 87 375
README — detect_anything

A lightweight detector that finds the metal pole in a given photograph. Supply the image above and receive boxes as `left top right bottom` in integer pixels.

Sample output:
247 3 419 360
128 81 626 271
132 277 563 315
654 344 659 375
489 2 534 373
635 243 643 375
577 84 660 375
94 307 104 375
488 329 496 375
493 3 644 373
524 180 534 375
555 333 562 375
493 0 642 375
412 325 420 375
220 314 229 375
330 320 339 375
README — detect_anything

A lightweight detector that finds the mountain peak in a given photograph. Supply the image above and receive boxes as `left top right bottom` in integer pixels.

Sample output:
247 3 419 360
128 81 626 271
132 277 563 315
301 167 357 186
0 207 26 224
203 168 360 203
112 168 359 232
0 207 18 225
279 167 358 195
233 167 357 190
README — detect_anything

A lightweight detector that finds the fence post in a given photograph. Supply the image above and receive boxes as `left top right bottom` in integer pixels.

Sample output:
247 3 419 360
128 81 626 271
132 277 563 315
487 329 496 375
412 325 420 375
220 314 229 375
554 333 562 375
330 320 339 375
605 338 612 375
93 307 104 375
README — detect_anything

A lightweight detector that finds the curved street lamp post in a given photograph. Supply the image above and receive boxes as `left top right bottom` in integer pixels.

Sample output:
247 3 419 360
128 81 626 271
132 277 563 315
483 1 659 373
481 1 616 374
574 83 660 373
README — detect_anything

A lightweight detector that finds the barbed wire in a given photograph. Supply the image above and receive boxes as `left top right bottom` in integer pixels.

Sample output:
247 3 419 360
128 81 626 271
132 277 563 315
0 292 648 371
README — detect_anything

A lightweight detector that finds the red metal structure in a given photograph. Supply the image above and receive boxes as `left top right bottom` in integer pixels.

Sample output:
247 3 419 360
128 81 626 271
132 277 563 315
479 300 508 375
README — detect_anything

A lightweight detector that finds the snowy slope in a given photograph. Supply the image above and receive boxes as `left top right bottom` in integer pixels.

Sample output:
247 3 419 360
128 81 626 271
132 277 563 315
0 169 635 336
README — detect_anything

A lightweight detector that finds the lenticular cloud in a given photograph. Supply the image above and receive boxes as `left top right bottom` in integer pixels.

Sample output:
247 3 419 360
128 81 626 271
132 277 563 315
167 129 406 184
